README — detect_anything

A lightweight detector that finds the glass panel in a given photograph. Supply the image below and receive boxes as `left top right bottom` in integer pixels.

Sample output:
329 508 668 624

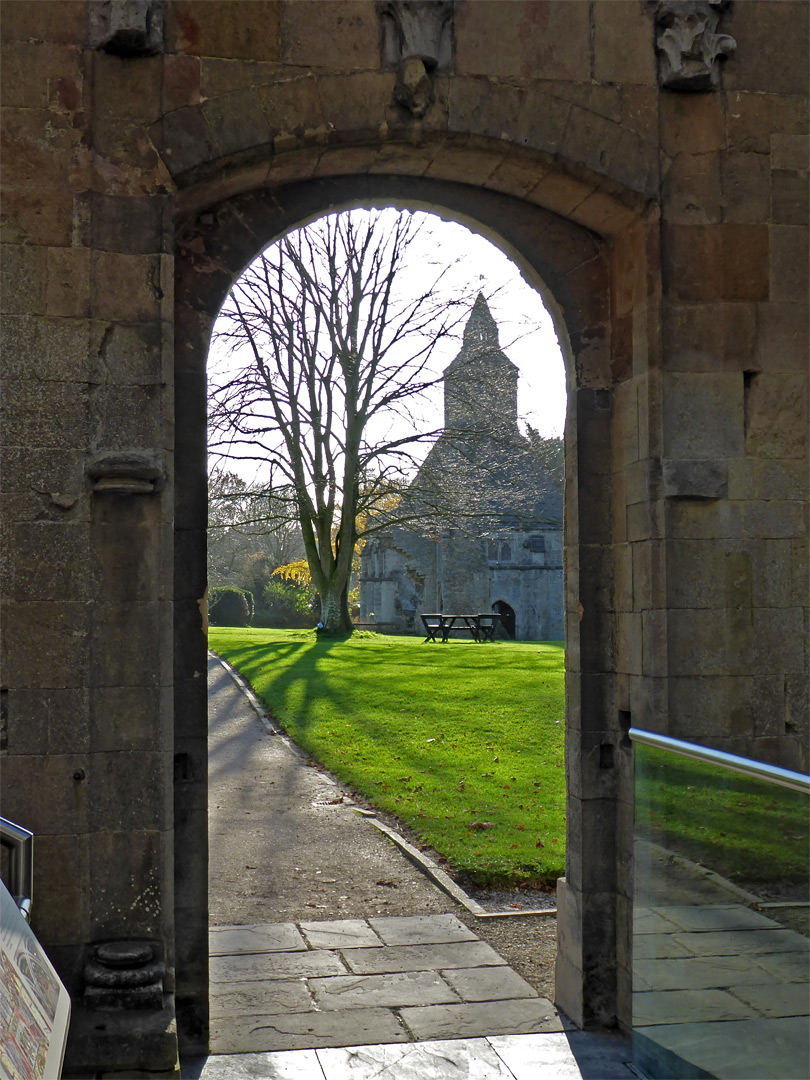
633 742 809 1080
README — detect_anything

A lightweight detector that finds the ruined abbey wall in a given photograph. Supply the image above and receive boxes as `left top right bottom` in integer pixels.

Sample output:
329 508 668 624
1 2 807 1072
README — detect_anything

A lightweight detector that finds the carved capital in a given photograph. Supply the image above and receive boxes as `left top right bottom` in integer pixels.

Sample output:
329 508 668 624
89 1 165 57
86 451 165 495
379 1 454 117
649 0 736 91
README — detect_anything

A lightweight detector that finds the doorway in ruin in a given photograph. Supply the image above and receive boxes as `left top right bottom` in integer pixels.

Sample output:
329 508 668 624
493 601 516 640
173 165 639 1052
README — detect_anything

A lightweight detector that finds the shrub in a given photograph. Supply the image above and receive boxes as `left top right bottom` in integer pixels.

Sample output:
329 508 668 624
209 586 253 627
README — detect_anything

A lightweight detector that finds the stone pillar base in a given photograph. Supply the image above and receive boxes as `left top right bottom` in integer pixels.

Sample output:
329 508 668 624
63 998 179 1077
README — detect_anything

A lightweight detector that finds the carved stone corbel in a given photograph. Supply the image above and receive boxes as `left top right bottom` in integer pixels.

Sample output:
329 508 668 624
86 452 165 495
649 1 736 91
378 1 454 118
89 0 165 57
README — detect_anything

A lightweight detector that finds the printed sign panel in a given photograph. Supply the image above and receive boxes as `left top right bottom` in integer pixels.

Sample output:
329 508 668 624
0 881 70 1080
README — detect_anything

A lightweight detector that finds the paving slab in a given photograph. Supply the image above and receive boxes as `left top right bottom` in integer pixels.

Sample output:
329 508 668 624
209 923 306 956
369 914 478 946
632 908 681 935
211 1007 410 1053
632 933 693 959
653 904 783 933
672 927 809 957
633 987 759 1026
747 949 810 982
341 940 506 975
490 1031 634 1080
299 919 383 950
442 965 539 1002
182 1047 326 1079
730 980 810 1018
399 997 562 1041
638 1016 810 1080
633 953 773 993
210 950 346 984
316 1037 515 1079
210 979 315 1020
310 970 459 1010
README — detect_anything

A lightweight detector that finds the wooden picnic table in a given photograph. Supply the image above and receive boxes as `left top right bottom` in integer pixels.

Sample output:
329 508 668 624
420 613 503 643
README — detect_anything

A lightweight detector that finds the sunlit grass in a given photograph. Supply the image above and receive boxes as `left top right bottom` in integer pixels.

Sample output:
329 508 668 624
209 627 566 887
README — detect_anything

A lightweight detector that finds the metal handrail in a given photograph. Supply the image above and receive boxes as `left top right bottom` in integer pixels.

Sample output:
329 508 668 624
0 817 33 922
628 728 810 796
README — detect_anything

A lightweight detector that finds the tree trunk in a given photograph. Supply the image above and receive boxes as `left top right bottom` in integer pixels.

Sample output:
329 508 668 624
319 583 353 632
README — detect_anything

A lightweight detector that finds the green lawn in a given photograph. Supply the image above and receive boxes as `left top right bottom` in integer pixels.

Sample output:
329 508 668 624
209 627 567 887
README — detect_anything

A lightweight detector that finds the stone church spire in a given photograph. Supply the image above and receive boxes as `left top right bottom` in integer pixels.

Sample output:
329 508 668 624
443 294 519 433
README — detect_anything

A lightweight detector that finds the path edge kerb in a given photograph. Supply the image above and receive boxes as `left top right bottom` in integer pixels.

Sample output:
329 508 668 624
207 651 558 921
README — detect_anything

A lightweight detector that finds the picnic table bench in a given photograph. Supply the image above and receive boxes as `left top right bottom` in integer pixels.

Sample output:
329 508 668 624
420 613 503 643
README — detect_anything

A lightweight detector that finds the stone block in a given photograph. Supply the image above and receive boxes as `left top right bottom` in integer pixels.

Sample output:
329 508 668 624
456 0 589 80
633 538 664 609
665 539 739 609
449 80 568 160
662 372 743 458
400 997 561 1041
666 498 743 540
279 1 376 70
89 252 163 322
5 687 90 755
723 0 809 97
755 302 808 373
662 300 757 372
0 42 80 110
45 246 90 318
90 686 164 752
150 105 220 178
202 88 272 157
617 612 642 676
1 187 76 248
0 243 47 314
593 1 656 85
769 225 809 302
442 965 538 1002
11 521 94 601
667 609 751 677
90 601 162 688
669 675 755 740
84 192 172 255
751 674 788 738
0 314 91 382
3 600 89 688
88 751 169 832
316 73 391 138
642 609 667 678
771 169 809 226
662 459 729 500
257 77 323 137
751 608 807 674
771 134 809 173
659 91 726 155
719 152 771 223
743 500 805 539
31 832 87 944
0 753 89 836
727 92 808 155
662 152 721 224
614 543 633 611
89 383 165 450
662 224 769 302
425 145 503 187
612 379 639 469
561 106 624 185
87 829 167 940
91 51 163 123
168 2 279 61
162 53 202 113
745 373 807 459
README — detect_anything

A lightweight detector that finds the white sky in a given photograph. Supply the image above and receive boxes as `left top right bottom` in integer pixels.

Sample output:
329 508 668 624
208 210 567 482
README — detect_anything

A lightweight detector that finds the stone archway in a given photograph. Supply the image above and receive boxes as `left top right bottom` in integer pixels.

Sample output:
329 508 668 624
173 157 657 1050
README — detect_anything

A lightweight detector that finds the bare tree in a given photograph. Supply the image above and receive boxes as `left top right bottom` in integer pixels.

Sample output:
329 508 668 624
208 209 486 631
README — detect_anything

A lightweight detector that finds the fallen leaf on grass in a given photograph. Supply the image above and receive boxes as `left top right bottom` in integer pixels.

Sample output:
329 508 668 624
515 824 525 830
536 839 545 847
376 880 397 888
468 821 496 830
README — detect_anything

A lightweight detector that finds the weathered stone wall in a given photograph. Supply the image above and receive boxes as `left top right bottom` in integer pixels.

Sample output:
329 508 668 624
1 1 807 1071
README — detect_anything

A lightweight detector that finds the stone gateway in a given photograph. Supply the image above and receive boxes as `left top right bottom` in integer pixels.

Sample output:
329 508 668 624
1 1 807 1074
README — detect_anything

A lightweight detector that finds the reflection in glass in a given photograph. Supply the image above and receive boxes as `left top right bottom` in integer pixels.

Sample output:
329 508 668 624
632 740 809 1080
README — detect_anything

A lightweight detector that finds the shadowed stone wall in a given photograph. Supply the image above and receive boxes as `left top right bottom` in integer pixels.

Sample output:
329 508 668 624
1 1 806 1073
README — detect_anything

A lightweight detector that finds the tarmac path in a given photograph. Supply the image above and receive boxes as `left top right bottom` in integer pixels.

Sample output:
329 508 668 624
207 653 459 926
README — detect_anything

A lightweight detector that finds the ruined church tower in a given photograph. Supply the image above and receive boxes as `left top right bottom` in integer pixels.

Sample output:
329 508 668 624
443 294 520 434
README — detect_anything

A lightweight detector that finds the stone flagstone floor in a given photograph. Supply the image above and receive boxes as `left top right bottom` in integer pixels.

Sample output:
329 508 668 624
181 912 634 1078
207 913 565 1054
